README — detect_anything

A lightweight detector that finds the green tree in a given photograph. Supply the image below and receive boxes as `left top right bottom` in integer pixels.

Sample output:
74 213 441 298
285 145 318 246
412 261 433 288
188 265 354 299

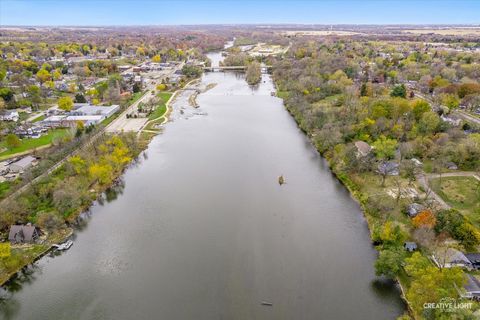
373 135 398 160
375 247 406 279
390 84 406 98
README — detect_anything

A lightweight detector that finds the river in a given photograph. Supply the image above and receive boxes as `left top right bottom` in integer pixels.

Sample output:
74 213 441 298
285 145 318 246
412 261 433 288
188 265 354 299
0 51 405 320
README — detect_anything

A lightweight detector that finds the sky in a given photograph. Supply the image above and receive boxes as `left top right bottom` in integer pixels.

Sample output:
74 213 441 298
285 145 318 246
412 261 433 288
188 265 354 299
1 0 479 26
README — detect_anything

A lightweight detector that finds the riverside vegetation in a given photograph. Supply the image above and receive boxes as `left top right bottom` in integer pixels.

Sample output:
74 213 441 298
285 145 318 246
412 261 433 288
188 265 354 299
0 132 147 284
272 39 480 319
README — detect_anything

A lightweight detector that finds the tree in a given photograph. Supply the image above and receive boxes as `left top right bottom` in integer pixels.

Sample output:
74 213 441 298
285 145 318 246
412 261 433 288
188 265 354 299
58 96 73 111
375 247 406 279
36 68 51 84
246 61 262 85
419 111 440 134
75 93 87 103
373 135 398 160
5 134 21 149
412 210 436 229
89 163 113 185
36 211 63 232
390 84 406 98
156 83 167 91
152 55 161 63
404 252 465 317
411 100 430 120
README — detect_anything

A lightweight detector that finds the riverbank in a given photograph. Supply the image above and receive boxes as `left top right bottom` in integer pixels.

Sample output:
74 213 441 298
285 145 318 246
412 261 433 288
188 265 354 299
0 75 209 287
275 84 413 319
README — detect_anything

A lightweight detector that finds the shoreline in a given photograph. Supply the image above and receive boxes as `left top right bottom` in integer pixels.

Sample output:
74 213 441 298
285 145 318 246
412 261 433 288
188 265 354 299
275 82 413 318
0 81 196 288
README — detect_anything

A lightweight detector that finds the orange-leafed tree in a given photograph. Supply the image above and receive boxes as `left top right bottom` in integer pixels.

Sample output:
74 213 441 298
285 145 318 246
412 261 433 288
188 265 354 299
412 210 436 229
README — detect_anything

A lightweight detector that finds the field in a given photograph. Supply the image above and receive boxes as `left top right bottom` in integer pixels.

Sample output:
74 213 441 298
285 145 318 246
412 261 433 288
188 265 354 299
403 28 480 36
429 176 480 225
0 129 70 159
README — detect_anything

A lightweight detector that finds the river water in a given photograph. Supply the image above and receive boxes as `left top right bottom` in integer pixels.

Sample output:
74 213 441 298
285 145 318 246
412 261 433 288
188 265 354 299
0 52 405 320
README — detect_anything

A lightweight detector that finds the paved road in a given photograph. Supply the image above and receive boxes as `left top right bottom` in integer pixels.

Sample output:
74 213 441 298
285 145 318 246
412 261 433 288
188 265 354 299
414 91 480 126
452 109 480 126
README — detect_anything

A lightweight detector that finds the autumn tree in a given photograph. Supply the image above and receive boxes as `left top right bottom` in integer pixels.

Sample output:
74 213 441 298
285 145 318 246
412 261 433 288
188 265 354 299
58 96 73 111
5 134 21 149
412 210 436 229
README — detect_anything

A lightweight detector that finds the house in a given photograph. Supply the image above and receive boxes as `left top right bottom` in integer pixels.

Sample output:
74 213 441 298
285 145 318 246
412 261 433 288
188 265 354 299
406 203 424 217
378 161 400 176
9 156 37 173
466 253 480 270
432 248 472 269
404 242 418 252
446 162 458 170
8 224 40 244
461 274 480 299
354 141 372 158
0 110 19 122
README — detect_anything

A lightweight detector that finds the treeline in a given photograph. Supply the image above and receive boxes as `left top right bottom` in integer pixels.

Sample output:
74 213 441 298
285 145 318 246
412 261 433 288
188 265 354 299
272 38 480 319
0 133 143 232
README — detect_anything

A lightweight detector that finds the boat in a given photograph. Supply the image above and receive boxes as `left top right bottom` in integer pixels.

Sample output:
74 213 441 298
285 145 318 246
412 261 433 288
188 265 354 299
261 301 273 306
278 175 285 185
53 240 73 251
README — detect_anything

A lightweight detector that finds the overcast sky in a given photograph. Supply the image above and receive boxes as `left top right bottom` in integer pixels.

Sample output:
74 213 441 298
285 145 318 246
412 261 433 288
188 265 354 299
1 0 479 26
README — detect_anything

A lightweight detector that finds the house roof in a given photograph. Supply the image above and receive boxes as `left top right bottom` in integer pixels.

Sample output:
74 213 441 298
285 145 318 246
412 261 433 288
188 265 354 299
404 242 418 250
466 253 480 264
10 156 36 169
407 203 424 217
465 274 480 293
437 248 471 265
354 141 372 156
8 225 38 242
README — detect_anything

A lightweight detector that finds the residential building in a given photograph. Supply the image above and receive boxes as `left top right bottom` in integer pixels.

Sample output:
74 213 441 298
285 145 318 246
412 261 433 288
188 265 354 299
9 156 37 173
8 224 40 244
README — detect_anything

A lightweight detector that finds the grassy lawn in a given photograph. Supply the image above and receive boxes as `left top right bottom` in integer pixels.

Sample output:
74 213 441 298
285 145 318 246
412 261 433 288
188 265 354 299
430 176 480 225
148 92 172 120
0 129 70 158
31 114 46 123
0 181 11 198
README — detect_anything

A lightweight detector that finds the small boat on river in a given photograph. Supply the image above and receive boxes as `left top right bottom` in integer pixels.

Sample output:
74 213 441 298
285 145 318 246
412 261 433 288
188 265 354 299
278 175 285 185
53 240 73 251
261 301 273 306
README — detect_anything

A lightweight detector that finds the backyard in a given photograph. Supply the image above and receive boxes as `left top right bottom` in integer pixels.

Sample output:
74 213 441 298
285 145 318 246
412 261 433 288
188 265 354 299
429 176 480 225
0 129 71 159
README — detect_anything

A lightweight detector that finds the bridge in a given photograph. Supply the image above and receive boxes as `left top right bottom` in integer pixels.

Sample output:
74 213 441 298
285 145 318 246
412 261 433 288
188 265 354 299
203 65 273 73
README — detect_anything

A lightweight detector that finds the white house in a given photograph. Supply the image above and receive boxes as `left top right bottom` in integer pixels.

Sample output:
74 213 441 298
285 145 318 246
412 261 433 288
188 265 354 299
0 110 19 122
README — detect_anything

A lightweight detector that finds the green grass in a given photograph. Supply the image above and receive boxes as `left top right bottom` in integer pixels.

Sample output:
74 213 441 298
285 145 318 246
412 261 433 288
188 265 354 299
0 129 70 158
148 92 172 120
31 114 46 123
430 176 480 225
0 181 11 198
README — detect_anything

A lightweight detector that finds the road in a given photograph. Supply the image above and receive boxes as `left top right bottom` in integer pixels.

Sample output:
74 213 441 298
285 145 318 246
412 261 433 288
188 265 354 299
414 91 480 126
106 62 184 133
452 109 480 126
